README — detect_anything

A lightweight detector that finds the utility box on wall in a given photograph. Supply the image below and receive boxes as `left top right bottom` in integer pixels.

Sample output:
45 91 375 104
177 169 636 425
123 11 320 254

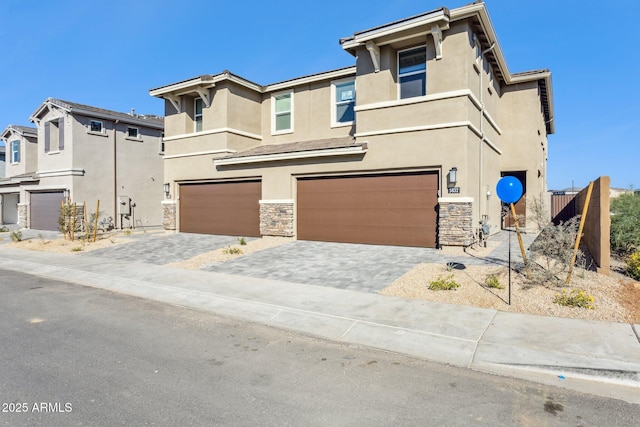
118 196 131 216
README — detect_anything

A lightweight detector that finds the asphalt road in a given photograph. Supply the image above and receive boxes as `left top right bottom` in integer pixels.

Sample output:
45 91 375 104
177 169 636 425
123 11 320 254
1 269 638 426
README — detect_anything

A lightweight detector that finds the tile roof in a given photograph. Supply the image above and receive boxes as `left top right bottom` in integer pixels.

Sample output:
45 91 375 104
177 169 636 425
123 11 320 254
47 98 164 126
222 137 362 159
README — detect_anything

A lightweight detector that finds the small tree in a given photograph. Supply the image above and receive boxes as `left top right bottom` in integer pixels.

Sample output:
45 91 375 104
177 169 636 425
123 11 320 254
527 195 584 285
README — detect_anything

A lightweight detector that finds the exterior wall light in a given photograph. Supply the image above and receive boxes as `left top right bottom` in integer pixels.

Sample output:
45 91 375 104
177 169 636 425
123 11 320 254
448 167 457 185
63 189 70 199
163 183 170 193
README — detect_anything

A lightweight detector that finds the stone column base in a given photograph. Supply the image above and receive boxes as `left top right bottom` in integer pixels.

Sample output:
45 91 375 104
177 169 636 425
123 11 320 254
17 203 29 228
438 197 474 247
260 200 294 237
162 200 177 231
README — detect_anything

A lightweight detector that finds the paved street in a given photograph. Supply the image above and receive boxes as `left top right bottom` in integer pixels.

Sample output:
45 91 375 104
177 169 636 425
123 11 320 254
1 269 638 426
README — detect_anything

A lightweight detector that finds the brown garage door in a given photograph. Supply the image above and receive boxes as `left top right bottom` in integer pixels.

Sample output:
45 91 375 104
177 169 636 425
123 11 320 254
179 181 261 236
297 172 438 247
30 191 65 231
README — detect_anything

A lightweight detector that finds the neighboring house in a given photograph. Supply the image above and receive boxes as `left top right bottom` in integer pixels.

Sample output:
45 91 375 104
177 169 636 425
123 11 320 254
0 125 38 225
0 99 164 230
150 2 554 248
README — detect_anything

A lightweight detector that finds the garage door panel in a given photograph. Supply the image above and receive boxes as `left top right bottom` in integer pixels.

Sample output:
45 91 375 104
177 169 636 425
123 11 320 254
180 181 260 236
30 191 65 231
297 173 438 248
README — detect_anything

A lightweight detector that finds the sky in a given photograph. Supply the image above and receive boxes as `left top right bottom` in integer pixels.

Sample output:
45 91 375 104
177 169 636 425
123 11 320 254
1 0 638 190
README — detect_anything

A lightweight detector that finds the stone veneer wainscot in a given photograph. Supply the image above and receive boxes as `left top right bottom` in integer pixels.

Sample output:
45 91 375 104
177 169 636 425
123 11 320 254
259 200 294 237
162 200 176 231
438 197 474 247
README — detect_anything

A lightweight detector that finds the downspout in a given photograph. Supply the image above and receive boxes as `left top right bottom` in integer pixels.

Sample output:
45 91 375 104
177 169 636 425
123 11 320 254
479 42 496 235
113 119 119 229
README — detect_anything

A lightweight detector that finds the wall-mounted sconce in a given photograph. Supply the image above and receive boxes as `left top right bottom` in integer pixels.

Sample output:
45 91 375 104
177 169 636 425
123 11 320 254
163 183 170 194
63 189 70 199
448 167 457 185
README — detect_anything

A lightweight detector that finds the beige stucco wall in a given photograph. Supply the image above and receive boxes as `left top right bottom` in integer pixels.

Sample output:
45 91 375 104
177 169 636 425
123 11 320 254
500 80 549 216
259 81 355 145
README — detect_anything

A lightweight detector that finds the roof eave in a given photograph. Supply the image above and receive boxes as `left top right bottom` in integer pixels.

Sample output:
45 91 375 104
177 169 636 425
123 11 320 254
340 7 450 53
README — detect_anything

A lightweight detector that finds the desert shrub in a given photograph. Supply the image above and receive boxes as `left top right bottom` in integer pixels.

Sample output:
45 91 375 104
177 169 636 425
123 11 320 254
529 216 583 284
71 246 83 252
428 274 459 290
238 237 247 246
553 289 595 309
626 252 640 281
484 274 504 289
222 246 243 255
610 193 640 255
10 230 22 242
0 225 8 232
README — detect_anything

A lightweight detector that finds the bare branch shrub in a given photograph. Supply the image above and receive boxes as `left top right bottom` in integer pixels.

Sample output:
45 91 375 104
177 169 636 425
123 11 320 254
527 195 584 286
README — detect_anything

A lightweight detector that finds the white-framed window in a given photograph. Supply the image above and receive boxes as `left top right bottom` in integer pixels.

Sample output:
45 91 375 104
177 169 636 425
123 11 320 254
194 98 203 132
89 120 104 133
271 90 293 134
127 127 139 139
398 46 426 99
10 140 19 163
331 78 355 126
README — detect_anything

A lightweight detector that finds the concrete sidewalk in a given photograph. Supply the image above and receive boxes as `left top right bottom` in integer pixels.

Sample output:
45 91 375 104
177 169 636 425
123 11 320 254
0 245 639 404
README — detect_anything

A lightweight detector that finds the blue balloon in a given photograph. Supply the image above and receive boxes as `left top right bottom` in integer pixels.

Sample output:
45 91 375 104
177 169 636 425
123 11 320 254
496 176 523 203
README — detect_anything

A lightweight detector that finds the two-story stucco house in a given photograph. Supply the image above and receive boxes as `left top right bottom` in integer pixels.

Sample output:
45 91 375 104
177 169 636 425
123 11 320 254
150 2 553 248
0 99 165 230
0 125 38 225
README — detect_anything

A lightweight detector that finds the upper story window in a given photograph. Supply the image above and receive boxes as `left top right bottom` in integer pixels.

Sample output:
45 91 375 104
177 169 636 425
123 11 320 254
10 140 19 163
194 98 203 132
89 120 104 133
272 90 293 134
45 118 64 153
398 46 426 99
332 78 355 126
127 127 139 139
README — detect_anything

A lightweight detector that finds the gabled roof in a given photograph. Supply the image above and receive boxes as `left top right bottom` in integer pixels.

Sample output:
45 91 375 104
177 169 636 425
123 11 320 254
29 98 164 129
1 124 37 140
149 67 356 99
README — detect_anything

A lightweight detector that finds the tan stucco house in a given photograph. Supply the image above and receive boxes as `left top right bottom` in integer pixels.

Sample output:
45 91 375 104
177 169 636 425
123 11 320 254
0 99 164 230
150 2 554 248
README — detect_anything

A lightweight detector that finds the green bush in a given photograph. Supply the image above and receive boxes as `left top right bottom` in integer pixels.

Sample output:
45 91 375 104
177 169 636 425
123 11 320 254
10 230 22 242
626 252 640 281
0 226 8 232
484 275 504 289
610 193 640 255
428 274 459 291
553 289 595 309
71 246 83 252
